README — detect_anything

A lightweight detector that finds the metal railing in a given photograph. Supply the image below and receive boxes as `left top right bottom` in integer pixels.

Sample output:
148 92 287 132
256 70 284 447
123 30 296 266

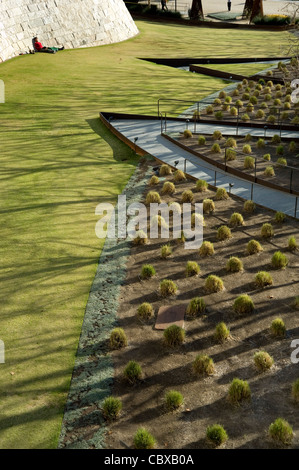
163 116 299 199
223 146 299 194
138 0 190 13
157 97 299 137
158 112 167 133
168 152 299 218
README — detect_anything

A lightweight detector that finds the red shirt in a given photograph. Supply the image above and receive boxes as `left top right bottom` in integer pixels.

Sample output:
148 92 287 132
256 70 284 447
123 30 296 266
34 41 43 51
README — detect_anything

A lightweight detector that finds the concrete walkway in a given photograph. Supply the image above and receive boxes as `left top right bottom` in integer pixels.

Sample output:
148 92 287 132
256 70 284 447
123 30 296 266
111 117 299 217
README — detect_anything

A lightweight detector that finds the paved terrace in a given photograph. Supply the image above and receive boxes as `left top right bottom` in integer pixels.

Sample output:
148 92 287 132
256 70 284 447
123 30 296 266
109 116 299 217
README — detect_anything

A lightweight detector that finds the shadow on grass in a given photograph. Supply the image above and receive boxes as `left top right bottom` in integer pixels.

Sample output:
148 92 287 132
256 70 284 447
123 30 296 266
86 118 138 164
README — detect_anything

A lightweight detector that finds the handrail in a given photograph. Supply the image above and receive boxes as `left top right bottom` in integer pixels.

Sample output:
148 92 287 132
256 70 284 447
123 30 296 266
163 131 299 196
136 0 189 13
162 134 299 217
157 97 299 135
100 111 299 218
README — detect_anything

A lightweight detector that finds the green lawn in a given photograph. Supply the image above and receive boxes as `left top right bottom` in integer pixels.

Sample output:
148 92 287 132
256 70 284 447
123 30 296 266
201 62 277 76
0 19 291 448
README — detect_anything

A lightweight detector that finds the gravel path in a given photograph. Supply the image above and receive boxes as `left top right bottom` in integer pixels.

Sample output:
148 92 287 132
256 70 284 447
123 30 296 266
58 162 152 449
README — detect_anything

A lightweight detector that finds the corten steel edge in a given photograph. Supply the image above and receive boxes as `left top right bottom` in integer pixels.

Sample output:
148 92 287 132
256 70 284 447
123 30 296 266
141 56 292 85
141 56 293 85
189 64 285 84
141 57 291 68
101 112 158 158
101 111 200 177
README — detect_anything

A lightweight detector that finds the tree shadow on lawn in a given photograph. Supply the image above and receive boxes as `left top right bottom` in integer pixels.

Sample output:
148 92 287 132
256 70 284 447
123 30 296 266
0 253 98 318
0 402 65 433
0 366 75 443
86 118 137 163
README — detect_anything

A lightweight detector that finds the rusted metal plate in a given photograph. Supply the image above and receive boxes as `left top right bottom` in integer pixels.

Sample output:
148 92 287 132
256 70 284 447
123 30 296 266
155 304 185 330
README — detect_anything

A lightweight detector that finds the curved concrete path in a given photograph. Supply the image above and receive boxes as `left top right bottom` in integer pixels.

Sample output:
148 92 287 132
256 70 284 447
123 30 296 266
112 117 299 217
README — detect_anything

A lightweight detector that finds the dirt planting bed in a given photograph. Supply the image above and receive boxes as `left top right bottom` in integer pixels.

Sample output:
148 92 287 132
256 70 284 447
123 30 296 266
177 132 299 193
196 70 299 127
104 165 299 449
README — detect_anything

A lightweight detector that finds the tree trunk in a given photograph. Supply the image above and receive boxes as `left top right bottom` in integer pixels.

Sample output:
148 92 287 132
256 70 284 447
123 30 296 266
250 0 264 21
243 0 264 20
243 0 253 18
190 0 203 19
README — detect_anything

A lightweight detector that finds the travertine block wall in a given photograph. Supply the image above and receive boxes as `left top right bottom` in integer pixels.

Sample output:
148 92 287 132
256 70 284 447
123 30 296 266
0 0 139 62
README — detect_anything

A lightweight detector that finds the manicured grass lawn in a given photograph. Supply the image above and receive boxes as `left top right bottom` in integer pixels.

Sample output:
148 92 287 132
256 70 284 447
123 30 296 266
203 62 277 75
0 19 291 448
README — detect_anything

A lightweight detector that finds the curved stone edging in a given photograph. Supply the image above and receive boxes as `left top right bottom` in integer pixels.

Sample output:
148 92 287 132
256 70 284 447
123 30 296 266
58 163 152 449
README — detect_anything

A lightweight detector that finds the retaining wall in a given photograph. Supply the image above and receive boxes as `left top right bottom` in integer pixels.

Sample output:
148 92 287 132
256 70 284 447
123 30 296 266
0 0 139 62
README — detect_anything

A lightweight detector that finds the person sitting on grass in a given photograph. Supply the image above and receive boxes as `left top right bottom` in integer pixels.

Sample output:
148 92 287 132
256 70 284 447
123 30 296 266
33 37 64 54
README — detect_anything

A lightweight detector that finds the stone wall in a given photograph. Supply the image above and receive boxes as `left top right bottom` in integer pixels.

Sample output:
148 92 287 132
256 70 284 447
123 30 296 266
0 0 139 62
